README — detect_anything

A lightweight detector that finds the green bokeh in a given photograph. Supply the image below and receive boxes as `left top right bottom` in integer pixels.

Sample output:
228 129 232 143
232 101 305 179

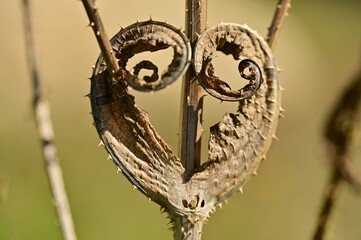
1 0 361 239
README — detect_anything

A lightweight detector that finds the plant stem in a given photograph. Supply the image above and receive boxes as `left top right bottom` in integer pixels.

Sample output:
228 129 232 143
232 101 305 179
313 68 361 240
173 0 207 238
267 0 291 50
81 0 126 88
22 1 77 240
172 215 204 240
313 167 342 240
179 0 207 177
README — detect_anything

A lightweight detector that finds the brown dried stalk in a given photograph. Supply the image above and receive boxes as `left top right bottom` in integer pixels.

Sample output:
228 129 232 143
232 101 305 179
21 1 77 240
179 0 207 177
81 0 126 89
267 0 291 50
313 68 361 240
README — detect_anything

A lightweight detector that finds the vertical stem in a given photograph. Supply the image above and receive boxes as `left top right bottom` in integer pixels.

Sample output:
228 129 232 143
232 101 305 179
180 0 207 177
172 215 204 240
315 69 361 239
313 167 342 240
22 1 77 240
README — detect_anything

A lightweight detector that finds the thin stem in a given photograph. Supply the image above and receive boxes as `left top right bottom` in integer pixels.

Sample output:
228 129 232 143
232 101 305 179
313 68 361 239
172 215 204 240
179 0 207 177
81 0 126 89
324 68 361 191
313 167 342 240
267 0 291 50
22 1 77 240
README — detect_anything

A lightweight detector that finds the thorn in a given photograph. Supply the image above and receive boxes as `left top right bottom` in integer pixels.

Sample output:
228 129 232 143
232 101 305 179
279 106 286 112
91 65 95 70
224 199 228 205
219 203 223 209
148 198 152 203
88 22 95 27
107 155 112 160
149 15 153 21
280 86 286 91
277 68 284 72
266 98 277 104
272 135 279 141
98 141 104 147
83 93 90 98
187 217 197 225
252 170 258 176
116 167 122 173
279 113 285 118
90 122 95 127
262 155 267 161
89 111 93 115
239 187 244 194
133 185 137 191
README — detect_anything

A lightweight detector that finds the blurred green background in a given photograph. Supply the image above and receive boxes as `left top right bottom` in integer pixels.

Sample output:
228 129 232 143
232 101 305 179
1 0 361 239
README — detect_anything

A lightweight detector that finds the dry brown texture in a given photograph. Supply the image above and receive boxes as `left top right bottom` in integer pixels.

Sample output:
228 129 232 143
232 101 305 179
90 20 280 240
194 24 265 102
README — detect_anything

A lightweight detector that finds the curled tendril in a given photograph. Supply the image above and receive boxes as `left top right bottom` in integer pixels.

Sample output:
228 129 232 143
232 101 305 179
110 20 191 91
199 58 263 101
194 23 265 102
133 60 159 83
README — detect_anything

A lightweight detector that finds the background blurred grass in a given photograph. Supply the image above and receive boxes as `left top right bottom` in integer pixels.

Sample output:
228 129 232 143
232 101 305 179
1 0 361 239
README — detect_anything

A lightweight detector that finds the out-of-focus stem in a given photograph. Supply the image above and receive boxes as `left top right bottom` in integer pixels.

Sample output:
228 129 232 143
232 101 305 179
22 1 77 240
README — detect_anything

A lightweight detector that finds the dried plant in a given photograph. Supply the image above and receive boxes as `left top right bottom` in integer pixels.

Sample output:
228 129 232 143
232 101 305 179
81 0 290 239
21 0 77 239
20 0 361 239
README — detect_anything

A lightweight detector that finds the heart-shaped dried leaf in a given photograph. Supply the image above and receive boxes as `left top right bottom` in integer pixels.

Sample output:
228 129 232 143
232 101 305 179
90 21 281 228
